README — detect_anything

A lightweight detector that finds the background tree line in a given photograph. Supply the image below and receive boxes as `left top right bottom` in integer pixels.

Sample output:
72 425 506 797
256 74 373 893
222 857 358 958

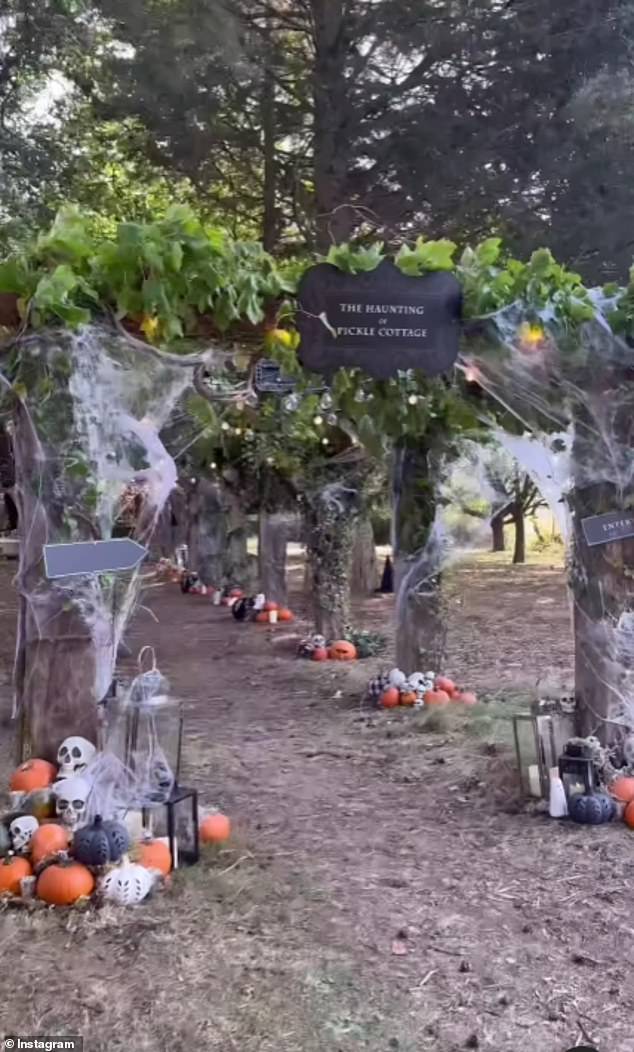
2 0 634 279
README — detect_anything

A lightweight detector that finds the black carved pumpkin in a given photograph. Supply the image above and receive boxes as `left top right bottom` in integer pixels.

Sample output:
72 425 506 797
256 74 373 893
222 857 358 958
72 815 129 865
569 793 615 825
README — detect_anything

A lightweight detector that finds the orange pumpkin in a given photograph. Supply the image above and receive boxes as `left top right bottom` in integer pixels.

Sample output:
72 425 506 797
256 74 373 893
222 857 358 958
263 601 278 612
379 687 400 709
136 838 172 875
311 647 329 661
36 860 95 905
424 689 451 707
278 608 294 622
435 676 455 695
10 758 57 793
30 824 69 866
229 589 243 599
200 813 232 844
454 691 478 706
400 691 417 707
624 800 634 829
328 641 357 661
610 776 634 804
255 611 270 623
0 856 32 896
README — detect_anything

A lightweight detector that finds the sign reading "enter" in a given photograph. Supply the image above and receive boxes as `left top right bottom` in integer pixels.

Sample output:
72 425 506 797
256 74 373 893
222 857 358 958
581 510 634 548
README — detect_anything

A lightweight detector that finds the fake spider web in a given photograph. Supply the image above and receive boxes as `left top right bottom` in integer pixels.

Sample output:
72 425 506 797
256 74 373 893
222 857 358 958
9 323 216 756
398 299 634 734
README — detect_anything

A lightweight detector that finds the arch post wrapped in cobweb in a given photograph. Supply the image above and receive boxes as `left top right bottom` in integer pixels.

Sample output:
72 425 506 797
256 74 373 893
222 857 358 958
461 304 634 740
4 324 213 761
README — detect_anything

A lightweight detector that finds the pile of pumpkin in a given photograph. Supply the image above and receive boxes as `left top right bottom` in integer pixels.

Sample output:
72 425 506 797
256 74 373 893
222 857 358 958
0 758 232 907
299 634 359 661
368 668 477 709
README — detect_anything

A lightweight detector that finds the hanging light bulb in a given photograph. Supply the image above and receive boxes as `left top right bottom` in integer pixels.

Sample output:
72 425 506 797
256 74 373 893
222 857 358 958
266 455 275 465
326 412 338 426
234 427 242 436
221 421 230 431
283 393 300 412
320 392 333 410
408 394 419 406
313 415 323 426
245 429 254 440
321 437 329 446
355 388 367 403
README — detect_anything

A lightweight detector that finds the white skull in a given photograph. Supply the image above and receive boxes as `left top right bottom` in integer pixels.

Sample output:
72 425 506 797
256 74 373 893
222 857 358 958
388 668 407 688
253 593 266 611
408 672 431 694
53 775 91 831
56 736 96 779
9 815 39 854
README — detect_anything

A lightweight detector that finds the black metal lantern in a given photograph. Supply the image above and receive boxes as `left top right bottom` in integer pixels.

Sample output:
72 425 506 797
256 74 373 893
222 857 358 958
149 786 199 868
558 744 596 801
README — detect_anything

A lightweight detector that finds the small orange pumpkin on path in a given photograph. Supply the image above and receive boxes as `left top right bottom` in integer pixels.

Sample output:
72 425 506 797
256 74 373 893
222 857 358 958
424 689 451 707
453 691 478 706
10 758 57 793
136 838 172 875
379 687 400 709
624 799 634 829
255 611 270 623
435 676 455 695
328 640 357 661
278 608 294 622
30 824 69 866
400 691 417 707
200 813 232 845
311 647 329 661
36 860 95 905
610 776 634 804
0 856 32 896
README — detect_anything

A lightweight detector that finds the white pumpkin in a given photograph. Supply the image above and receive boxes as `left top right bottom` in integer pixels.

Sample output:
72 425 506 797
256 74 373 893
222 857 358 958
100 857 156 906
388 668 407 689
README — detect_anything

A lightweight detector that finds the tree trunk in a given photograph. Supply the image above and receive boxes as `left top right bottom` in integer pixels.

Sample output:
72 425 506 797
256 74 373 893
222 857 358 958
491 511 506 552
258 510 289 605
393 441 445 674
221 479 253 591
312 0 354 252
512 504 526 564
350 514 377 595
304 478 360 638
261 40 278 252
184 478 227 587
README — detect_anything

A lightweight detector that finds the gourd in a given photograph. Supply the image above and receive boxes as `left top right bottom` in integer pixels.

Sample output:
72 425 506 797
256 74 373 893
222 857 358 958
200 812 231 844
30 823 69 866
100 858 155 905
379 687 400 709
36 860 95 904
0 823 11 858
10 759 57 793
424 689 451 707
22 788 57 821
72 815 129 866
136 838 172 875
0 855 33 896
453 691 478 706
568 793 615 825
328 641 357 661
609 776 634 804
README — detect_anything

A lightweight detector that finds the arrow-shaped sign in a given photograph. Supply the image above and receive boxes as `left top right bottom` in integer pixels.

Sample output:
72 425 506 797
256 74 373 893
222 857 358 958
44 538 148 579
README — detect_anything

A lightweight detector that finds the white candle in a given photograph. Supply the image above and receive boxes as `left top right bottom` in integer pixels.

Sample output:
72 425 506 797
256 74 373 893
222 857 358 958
528 764 542 798
269 609 278 624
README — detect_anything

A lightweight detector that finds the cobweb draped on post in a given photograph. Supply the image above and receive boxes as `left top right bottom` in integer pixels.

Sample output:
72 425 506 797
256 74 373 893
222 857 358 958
458 303 634 735
8 323 206 757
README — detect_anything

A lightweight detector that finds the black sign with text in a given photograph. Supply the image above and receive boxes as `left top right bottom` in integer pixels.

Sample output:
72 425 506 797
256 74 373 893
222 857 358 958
581 511 634 548
296 260 462 379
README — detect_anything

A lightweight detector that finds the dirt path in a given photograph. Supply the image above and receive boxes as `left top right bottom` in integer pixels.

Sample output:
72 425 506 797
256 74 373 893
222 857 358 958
1 560 632 1052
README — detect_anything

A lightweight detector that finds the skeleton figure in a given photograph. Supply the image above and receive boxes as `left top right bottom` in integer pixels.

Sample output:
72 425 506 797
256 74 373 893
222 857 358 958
57 736 96 779
9 815 39 854
53 775 91 831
